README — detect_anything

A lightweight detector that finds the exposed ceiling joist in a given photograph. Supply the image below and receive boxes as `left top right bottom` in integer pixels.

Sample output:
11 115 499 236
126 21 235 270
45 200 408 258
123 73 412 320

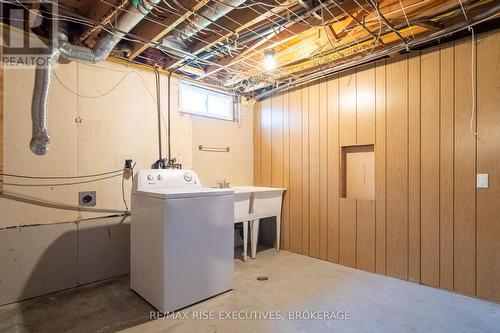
18 0 500 96
194 0 364 78
160 0 290 71
127 0 207 60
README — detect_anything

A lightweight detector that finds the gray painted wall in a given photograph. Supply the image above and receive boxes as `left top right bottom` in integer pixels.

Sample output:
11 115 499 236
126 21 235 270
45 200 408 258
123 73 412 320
0 216 130 306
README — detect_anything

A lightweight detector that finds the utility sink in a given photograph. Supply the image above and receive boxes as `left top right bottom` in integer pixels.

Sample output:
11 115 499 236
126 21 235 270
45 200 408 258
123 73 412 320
231 186 285 219
232 187 253 222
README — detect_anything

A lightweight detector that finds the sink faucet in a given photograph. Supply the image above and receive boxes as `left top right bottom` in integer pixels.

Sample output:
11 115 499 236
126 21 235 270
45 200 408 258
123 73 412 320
217 179 231 188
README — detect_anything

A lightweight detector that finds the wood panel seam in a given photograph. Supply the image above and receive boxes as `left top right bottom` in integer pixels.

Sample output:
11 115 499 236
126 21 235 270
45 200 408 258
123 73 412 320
384 60 387 276
407 55 410 281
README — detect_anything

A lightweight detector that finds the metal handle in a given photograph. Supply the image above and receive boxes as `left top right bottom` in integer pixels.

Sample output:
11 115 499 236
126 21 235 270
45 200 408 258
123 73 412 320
198 145 230 152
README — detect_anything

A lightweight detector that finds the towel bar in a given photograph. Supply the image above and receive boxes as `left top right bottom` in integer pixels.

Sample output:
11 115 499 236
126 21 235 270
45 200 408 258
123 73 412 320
198 145 230 152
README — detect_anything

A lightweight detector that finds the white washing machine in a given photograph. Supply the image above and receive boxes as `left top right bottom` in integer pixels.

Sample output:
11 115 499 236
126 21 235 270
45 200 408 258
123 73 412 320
131 169 234 313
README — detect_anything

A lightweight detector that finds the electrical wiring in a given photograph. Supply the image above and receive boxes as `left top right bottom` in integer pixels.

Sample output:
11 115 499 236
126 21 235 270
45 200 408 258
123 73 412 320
0 189 130 214
246 0 384 85
121 173 129 212
79 63 158 101
121 162 135 212
209 0 412 85
366 0 408 44
355 0 383 54
0 169 124 179
9 0 371 87
398 0 415 39
9 0 249 80
161 0 181 13
196 1 305 67
6 0 490 98
52 65 171 136
9 0 185 61
469 26 477 136
457 0 477 136
317 0 371 56
61 61 172 134
355 0 372 16
458 0 469 20
171 0 237 38
7 0 147 44
161 0 298 73
198 0 370 81
324 26 344 58
211 0 297 10
52 69 137 98
267 0 323 28
10 0 106 29
2 174 123 187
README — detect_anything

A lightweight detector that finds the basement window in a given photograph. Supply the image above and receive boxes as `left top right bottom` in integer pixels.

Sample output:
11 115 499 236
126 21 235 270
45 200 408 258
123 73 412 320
179 81 237 121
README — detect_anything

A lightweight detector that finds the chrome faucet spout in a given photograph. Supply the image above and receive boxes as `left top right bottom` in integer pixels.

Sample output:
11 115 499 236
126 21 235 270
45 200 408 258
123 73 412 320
217 179 231 189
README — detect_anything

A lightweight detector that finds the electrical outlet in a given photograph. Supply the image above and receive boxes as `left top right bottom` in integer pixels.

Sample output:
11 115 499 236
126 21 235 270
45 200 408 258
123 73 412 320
124 159 133 170
79 191 96 206
477 174 489 189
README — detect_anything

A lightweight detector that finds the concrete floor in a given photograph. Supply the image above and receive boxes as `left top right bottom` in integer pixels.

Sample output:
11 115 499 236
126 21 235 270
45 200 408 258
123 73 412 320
1 249 499 333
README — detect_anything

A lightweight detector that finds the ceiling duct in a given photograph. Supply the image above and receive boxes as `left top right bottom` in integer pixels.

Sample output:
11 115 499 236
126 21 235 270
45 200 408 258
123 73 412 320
298 0 323 20
162 0 246 51
30 0 161 155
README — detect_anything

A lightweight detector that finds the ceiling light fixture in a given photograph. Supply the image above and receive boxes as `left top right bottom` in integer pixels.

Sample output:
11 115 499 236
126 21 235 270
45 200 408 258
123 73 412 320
263 49 276 70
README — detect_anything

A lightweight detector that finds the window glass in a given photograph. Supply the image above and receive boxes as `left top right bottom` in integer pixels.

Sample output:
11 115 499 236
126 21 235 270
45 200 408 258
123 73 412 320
179 81 236 121
207 94 232 119
179 86 205 114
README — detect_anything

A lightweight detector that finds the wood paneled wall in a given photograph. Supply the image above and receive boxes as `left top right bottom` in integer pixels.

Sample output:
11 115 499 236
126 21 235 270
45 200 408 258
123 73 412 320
253 30 500 302
0 57 3 188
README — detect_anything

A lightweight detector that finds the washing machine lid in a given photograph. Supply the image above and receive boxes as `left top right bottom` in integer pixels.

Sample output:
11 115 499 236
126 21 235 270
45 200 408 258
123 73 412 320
134 187 233 199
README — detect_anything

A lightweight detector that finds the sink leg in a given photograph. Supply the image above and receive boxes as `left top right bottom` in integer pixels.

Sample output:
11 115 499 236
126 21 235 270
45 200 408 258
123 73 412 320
242 221 248 261
276 215 281 251
250 219 259 259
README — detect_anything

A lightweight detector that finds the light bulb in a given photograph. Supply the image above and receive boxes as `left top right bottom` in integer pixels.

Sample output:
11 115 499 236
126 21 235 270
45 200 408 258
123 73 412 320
263 49 276 70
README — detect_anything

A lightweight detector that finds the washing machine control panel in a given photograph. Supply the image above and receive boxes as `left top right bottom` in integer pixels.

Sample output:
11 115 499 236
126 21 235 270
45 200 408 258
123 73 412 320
137 169 201 190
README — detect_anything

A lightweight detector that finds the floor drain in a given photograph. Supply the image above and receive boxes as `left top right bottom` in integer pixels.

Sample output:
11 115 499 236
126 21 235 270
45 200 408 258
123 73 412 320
256 276 269 281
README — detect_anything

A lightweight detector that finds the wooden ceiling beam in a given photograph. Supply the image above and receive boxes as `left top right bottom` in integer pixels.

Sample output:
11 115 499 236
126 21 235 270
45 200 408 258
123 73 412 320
160 0 291 70
198 23 309 79
82 0 121 23
77 0 128 45
187 0 293 54
127 0 207 60
198 0 364 79
59 0 94 15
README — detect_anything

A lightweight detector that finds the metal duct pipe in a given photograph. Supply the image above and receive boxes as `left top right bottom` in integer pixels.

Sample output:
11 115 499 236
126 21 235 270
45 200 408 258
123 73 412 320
254 3 500 101
164 0 246 50
58 0 160 63
30 0 161 155
30 49 60 156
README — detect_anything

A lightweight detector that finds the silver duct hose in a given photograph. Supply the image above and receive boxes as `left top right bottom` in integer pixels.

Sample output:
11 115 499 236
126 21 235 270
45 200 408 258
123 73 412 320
164 0 245 50
30 49 60 155
58 0 160 63
30 0 161 155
